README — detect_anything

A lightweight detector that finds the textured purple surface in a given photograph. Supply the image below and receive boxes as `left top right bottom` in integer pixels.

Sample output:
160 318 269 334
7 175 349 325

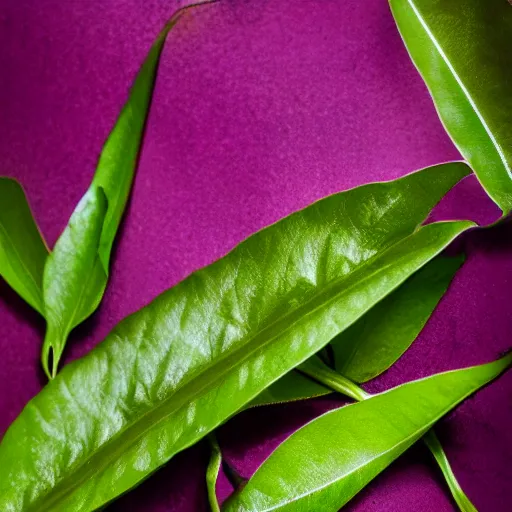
0 0 511 510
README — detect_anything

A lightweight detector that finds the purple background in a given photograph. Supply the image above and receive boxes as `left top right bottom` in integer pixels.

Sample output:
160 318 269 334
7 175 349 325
1 0 511 510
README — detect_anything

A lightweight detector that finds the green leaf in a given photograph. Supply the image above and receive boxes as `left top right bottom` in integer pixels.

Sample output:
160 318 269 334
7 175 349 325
40 14 181 379
253 254 464 406
42 187 108 378
0 163 473 511
0 177 49 314
335 254 464 382
207 435 222 512
389 0 512 213
224 354 511 512
297 358 477 512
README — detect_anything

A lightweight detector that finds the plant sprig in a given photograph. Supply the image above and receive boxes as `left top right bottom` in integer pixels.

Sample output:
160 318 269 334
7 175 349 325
1 1 511 511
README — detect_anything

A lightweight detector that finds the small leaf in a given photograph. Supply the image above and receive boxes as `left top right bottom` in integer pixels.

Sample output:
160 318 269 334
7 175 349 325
224 354 511 512
40 13 182 378
254 254 464 406
42 187 108 378
0 163 473 511
389 0 512 213
0 177 48 314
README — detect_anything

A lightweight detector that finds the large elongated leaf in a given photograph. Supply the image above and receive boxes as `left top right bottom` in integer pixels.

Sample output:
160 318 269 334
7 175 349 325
0 164 473 511
40 13 183 379
389 0 512 213
224 354 512 512
252 254 464 406
0 177 49 314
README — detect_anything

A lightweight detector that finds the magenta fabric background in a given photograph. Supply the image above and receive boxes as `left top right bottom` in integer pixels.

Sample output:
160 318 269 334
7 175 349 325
1 0 511 510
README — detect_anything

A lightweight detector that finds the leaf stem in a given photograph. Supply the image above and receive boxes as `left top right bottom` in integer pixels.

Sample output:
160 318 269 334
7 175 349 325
206 434 222 512
298 358 370 401
300 356 477 512
423 430 477 512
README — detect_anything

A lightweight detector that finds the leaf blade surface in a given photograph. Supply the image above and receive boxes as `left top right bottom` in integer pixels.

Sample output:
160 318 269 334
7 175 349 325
389 0 512 212
0 164 473 511
0 177 48 314
40 15 181 377
253 253 464 406
225 354 511 512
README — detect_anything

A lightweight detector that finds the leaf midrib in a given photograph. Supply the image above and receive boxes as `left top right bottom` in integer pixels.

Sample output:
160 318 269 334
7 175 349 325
32 223 460 511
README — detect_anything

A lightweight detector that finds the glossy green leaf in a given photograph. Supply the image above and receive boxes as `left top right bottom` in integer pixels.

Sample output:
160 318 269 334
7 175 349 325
224 354 511 512
253 254 464 407
0 177 49 314
335 254 464 382
0 164 473 511
40 14 182 379
299 358 477 512
42 187 108 378
389 0 512 213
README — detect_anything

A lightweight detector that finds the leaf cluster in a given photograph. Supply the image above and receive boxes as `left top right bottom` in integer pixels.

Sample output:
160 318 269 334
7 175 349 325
1 1 511 511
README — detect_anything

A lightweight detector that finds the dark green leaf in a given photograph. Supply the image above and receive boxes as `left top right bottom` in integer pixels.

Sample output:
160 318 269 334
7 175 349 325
224 354 511 512
389 0 512 213
40 14 182 378
0 164 473 511
0 177 48 314
253 254 464 406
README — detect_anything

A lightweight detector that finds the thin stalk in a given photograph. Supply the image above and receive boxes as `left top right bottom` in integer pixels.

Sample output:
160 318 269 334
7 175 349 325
299 357 478 512
206 434 222 512
424 430 477 512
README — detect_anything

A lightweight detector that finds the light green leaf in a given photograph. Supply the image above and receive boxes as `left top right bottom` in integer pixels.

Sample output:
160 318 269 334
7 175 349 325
298 358 477 512
224 354 511 512
0 163 473 511
389 0 512 213
40 13 182 379
42 187 108 378
0 177 48 314
253 254 464 406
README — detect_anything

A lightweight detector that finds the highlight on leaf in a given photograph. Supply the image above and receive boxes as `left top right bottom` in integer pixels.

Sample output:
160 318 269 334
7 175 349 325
224 354 511 512
0 163 472 511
